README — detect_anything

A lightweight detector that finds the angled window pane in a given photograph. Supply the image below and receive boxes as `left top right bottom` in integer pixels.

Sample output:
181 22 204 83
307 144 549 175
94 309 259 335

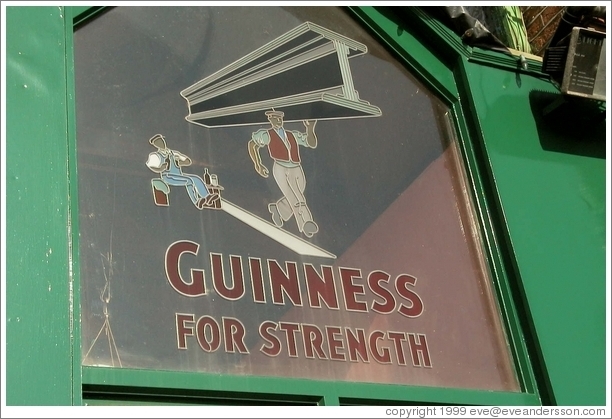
75 6 519 392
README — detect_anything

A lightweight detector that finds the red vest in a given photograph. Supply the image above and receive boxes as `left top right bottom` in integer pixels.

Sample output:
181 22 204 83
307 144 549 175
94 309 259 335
268 129 300 163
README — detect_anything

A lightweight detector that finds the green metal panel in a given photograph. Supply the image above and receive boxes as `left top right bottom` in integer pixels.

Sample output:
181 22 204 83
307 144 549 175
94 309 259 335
349 6 459 105
82 366 539 406
71 6 107 26
448 101 540 398
63 6 84 407
6 6 75 405
456 60 606 406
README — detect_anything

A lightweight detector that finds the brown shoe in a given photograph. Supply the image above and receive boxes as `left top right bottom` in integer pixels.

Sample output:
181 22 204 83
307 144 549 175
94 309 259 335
205 193 220 205
197 193 219 209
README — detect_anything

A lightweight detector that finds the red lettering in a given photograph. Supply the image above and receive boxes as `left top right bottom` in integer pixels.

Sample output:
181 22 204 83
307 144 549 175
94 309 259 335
408 333 432 367
302 324 327 359
165 241 206 297
269 260 302 306
279 322 300 357
396 274 424 318
368 271 396 314
211 254 245 300
249 257 266 303
369 331 391 364
340 268 368 312
345 327 368 362
176 313 194 349
196 315 221 352
305 264 339 309
259 321 281 357
387 331 407 365
326 326 345 361
222 317 249 354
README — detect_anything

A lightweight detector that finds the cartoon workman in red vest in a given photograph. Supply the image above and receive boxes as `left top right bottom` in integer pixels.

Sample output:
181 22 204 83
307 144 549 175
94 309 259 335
248 110 319 238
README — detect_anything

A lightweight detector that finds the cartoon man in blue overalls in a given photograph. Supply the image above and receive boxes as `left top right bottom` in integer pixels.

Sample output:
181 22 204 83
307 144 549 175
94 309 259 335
146 134 219 209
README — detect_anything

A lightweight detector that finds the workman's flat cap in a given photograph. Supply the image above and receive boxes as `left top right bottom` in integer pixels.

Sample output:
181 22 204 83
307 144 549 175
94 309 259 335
265 109 284 117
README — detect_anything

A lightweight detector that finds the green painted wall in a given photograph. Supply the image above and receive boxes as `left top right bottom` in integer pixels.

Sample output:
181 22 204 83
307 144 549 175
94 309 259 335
6 6 75 406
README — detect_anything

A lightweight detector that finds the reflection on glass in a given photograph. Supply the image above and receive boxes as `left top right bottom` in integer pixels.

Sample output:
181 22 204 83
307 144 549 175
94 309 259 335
75 6 519 391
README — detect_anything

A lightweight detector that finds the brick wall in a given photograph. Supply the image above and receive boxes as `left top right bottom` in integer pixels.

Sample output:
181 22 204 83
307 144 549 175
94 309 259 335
520 6 565 56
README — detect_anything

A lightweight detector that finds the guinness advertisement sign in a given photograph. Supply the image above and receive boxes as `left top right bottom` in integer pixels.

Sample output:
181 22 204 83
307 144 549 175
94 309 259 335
75 6 519 391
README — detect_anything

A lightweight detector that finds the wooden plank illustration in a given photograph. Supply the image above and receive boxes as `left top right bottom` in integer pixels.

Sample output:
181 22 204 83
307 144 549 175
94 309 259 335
220 199 336 259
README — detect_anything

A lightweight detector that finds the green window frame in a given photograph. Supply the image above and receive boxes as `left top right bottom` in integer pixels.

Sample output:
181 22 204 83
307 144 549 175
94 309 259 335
9 5 604 407
69 5 539 405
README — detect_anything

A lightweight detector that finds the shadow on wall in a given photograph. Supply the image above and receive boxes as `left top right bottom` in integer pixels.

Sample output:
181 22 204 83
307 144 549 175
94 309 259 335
529 90 606 160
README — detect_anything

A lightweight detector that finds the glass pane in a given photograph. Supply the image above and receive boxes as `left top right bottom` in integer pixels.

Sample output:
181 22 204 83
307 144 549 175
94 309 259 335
75 6 519 392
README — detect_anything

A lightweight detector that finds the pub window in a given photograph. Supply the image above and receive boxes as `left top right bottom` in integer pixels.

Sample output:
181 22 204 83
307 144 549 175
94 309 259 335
74 6 519 394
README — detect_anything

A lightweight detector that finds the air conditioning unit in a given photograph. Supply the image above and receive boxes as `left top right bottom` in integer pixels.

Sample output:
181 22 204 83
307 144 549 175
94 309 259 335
543 26 606 101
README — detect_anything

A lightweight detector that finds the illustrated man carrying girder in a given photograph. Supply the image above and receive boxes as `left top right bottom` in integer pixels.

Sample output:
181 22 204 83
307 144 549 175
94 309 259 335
248 110 319 238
